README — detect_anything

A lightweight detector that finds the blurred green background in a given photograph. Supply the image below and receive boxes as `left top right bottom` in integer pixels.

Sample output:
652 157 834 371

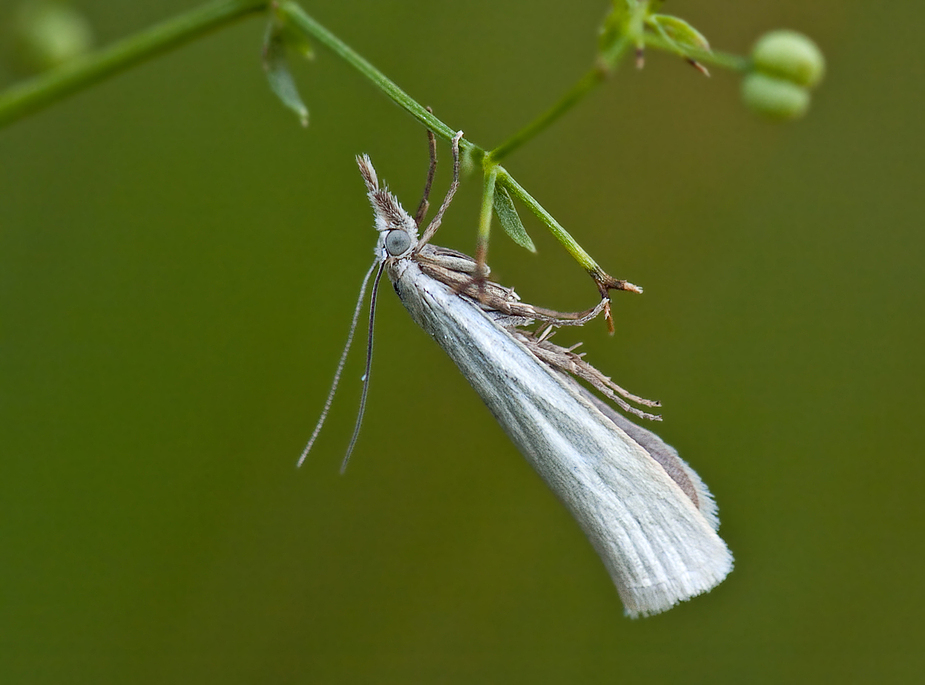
1 1 922 682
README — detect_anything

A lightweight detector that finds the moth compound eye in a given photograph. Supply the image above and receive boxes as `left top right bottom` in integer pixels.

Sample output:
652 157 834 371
384 229 412 256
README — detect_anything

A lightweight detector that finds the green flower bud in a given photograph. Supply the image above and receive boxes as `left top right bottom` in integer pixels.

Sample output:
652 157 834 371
14 0 94 72
741 72 810 121
751 30 825 89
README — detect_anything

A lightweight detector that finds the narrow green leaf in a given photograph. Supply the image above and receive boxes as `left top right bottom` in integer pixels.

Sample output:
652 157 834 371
262 19 308 127
279 19 314 59
493 185 536 253
647 14 710 53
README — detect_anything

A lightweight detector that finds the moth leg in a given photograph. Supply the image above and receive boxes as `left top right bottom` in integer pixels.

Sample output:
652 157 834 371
592 272 645 334
528 298 611 327
483 295 611 328
443 269 610 328
417 130 463 248
516 330 662 420
413 111 438 228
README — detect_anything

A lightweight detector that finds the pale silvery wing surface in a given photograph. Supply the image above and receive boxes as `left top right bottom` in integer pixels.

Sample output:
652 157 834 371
356 151 733 617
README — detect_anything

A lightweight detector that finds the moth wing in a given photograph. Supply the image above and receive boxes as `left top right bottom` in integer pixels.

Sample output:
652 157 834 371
392 260 732 617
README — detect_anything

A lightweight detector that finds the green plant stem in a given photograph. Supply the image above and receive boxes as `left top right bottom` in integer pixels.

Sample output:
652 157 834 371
643 33 749 72
489 25 748 163
488 67 608 163
279 2 482 159
475 167 498 270
488 24 636 164
0 0 734 294
0 0 268 128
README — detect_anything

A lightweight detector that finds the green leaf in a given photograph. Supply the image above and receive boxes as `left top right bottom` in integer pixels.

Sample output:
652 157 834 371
278 17 314 60
646 14 710 53
262 19 309 127
493 185 536 253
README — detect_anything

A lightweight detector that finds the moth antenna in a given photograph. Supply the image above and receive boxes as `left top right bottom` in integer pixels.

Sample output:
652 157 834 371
341 261 387 473
297 260 378 467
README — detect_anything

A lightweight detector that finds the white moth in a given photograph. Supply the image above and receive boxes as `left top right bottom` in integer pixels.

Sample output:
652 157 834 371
306 132 733 617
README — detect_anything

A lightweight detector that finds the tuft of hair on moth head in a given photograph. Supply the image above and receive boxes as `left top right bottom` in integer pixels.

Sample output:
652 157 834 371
355 154 417 242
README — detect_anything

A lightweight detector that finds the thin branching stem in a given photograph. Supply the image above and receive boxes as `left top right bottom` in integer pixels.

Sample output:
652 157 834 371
643 34 750 72
475 166 498 272
488 29 637 162
0 0 750 296
279 2 483 160
489 67 607 164
0 0 268 127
